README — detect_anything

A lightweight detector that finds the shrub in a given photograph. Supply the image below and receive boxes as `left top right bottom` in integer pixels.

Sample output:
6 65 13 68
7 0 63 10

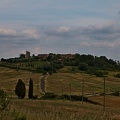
113 90 119 96
32 95 38 99
58 94 88 102
0 89 11 110
14 115 26 120
71 95 88 102
13 111 26 120
41 92 58 99
115 73 120 78
93 70 108 77
78 63 88 71
59 94 70 100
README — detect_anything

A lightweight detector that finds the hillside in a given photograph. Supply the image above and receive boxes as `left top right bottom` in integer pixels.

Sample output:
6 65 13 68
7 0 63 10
1 54 120 78
0 67 120 120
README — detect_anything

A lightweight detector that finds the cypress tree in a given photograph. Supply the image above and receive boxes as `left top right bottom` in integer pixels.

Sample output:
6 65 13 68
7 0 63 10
28 78 33 99
15 79 26 99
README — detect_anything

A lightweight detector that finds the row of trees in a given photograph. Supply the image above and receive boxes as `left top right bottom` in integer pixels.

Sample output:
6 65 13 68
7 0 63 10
15 78 34 99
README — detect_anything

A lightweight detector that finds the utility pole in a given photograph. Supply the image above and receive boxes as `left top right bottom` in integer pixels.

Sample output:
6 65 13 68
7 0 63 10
62 84 63 95
82 79 84 105
103 77 106 111
51 61 53 75
69 83 71 100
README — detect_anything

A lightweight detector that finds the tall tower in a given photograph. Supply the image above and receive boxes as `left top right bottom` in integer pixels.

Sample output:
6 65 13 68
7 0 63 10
25 51 30 58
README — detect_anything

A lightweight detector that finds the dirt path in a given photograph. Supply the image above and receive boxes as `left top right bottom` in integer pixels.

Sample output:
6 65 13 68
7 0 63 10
40 74 48 93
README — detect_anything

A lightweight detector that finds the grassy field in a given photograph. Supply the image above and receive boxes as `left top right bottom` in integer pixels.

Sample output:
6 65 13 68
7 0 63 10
0 67 42 97
0 67 120 120
46 69 120 95
1 99 120 120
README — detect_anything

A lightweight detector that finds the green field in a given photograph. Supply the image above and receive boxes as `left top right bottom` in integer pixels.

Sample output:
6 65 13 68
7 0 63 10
0 67 120 120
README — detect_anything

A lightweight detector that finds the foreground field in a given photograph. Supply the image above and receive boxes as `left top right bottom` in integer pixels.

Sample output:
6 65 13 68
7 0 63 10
0 99 120 120
0 67 120 120
0 99 119 120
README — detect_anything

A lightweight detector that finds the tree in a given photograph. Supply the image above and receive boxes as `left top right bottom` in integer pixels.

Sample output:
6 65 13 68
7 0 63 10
15 79 26 99
78 62 88 71
28 78 33 99
19 54 25 59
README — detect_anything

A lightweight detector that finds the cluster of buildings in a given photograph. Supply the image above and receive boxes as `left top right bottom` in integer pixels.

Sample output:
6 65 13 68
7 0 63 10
20 51 75 60
20 51 30 59
38 53 75 59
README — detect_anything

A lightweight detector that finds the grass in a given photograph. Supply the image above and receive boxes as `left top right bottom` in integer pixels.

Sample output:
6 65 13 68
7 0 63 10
0 66 120 120
90 95 120 108
0 99 119 120
46 72 120 95
0 67 42 97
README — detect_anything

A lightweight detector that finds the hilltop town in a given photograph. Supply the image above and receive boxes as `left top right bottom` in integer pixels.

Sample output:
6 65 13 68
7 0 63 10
1 50 120 77
20 51 75 60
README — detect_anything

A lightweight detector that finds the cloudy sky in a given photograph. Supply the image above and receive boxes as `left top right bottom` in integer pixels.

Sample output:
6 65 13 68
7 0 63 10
0 0 120 60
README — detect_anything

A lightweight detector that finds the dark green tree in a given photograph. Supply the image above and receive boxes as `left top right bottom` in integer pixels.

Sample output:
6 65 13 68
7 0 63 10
78 62 88 71
15 79 26 99
19 54 25 59
28 78 33 99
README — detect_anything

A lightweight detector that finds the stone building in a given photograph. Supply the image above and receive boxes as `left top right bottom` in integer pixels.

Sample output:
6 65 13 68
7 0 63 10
25 51 30 58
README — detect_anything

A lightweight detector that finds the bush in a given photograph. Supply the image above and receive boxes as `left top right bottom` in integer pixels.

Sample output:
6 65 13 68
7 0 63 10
113 90 119 96
59 94 70 100
78 63 88 71
71 95 88 102
93 70 108 77
13 111 26 120
41 92 58 99
57 94 88 102
41 93 89 102
32 95 38 99
115 73 120 78
0 89 11 110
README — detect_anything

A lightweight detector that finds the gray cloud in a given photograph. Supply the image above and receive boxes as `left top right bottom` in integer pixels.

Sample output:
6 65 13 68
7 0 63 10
0 28 40 40
119 11 120 15
1 22 120 45
44 22 120 42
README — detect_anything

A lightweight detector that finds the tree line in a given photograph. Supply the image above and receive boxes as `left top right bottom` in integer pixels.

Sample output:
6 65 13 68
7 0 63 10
1 53 120 76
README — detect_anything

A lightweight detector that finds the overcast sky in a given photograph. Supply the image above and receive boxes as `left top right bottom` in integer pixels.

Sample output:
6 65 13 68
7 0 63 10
0 0 120 60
